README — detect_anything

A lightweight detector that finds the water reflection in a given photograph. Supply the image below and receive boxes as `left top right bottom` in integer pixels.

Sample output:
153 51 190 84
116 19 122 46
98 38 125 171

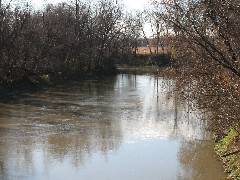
0 74 224 179
178 140 225 179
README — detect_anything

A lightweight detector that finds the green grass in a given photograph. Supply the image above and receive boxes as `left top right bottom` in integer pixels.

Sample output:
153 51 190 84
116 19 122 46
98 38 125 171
215 128 240 179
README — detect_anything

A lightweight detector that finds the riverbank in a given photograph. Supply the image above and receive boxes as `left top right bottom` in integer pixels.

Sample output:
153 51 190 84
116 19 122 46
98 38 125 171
214 128 240 179
0 70 117 98
0 65 163 98
117 65 177 76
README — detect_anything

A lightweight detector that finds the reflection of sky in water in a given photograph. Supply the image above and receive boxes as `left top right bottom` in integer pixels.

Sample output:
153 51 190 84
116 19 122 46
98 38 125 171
29 140 180 180
0 74 224 180
113 75 208 142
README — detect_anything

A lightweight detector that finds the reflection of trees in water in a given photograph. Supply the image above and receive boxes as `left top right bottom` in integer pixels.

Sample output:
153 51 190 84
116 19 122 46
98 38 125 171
147 75 224 179
113 74 208 141
0 76 123 178
178 140 225 180
175 73 240 138
157 76 207 140
0 160 5 178
162 75 230 179
47 133 121 166
0 74 225 178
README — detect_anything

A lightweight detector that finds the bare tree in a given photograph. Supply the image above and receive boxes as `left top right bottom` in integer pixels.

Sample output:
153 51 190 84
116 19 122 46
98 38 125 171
150 0 240 146
152 0 240 77
0 0 136 85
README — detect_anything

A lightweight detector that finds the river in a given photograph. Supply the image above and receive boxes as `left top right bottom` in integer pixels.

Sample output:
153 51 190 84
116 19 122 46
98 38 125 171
0 74 225 179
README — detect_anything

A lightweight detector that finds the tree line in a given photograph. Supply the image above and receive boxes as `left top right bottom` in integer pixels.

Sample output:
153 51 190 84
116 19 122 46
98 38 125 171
0 0 142 86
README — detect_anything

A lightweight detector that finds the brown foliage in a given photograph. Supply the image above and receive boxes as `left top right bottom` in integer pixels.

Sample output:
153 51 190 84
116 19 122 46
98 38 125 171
0 0 138 85
150 0 240 135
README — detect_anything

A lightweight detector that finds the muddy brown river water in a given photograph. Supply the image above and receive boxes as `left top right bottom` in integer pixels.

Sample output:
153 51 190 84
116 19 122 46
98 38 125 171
0 74 225 179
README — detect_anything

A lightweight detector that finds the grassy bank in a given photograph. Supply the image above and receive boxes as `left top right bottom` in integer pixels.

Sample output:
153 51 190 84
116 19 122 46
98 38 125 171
215 128 240 179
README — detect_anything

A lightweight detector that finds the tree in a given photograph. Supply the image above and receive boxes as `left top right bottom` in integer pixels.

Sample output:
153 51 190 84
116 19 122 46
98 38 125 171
152 0 240 78
149 1 240 144
0 0 136 85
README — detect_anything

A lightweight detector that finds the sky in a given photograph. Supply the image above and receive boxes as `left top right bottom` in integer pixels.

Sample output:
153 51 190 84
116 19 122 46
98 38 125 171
2 0 152 36
33 0 152 37
29 0 150 11
2 0 150 10
121 0 149 10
